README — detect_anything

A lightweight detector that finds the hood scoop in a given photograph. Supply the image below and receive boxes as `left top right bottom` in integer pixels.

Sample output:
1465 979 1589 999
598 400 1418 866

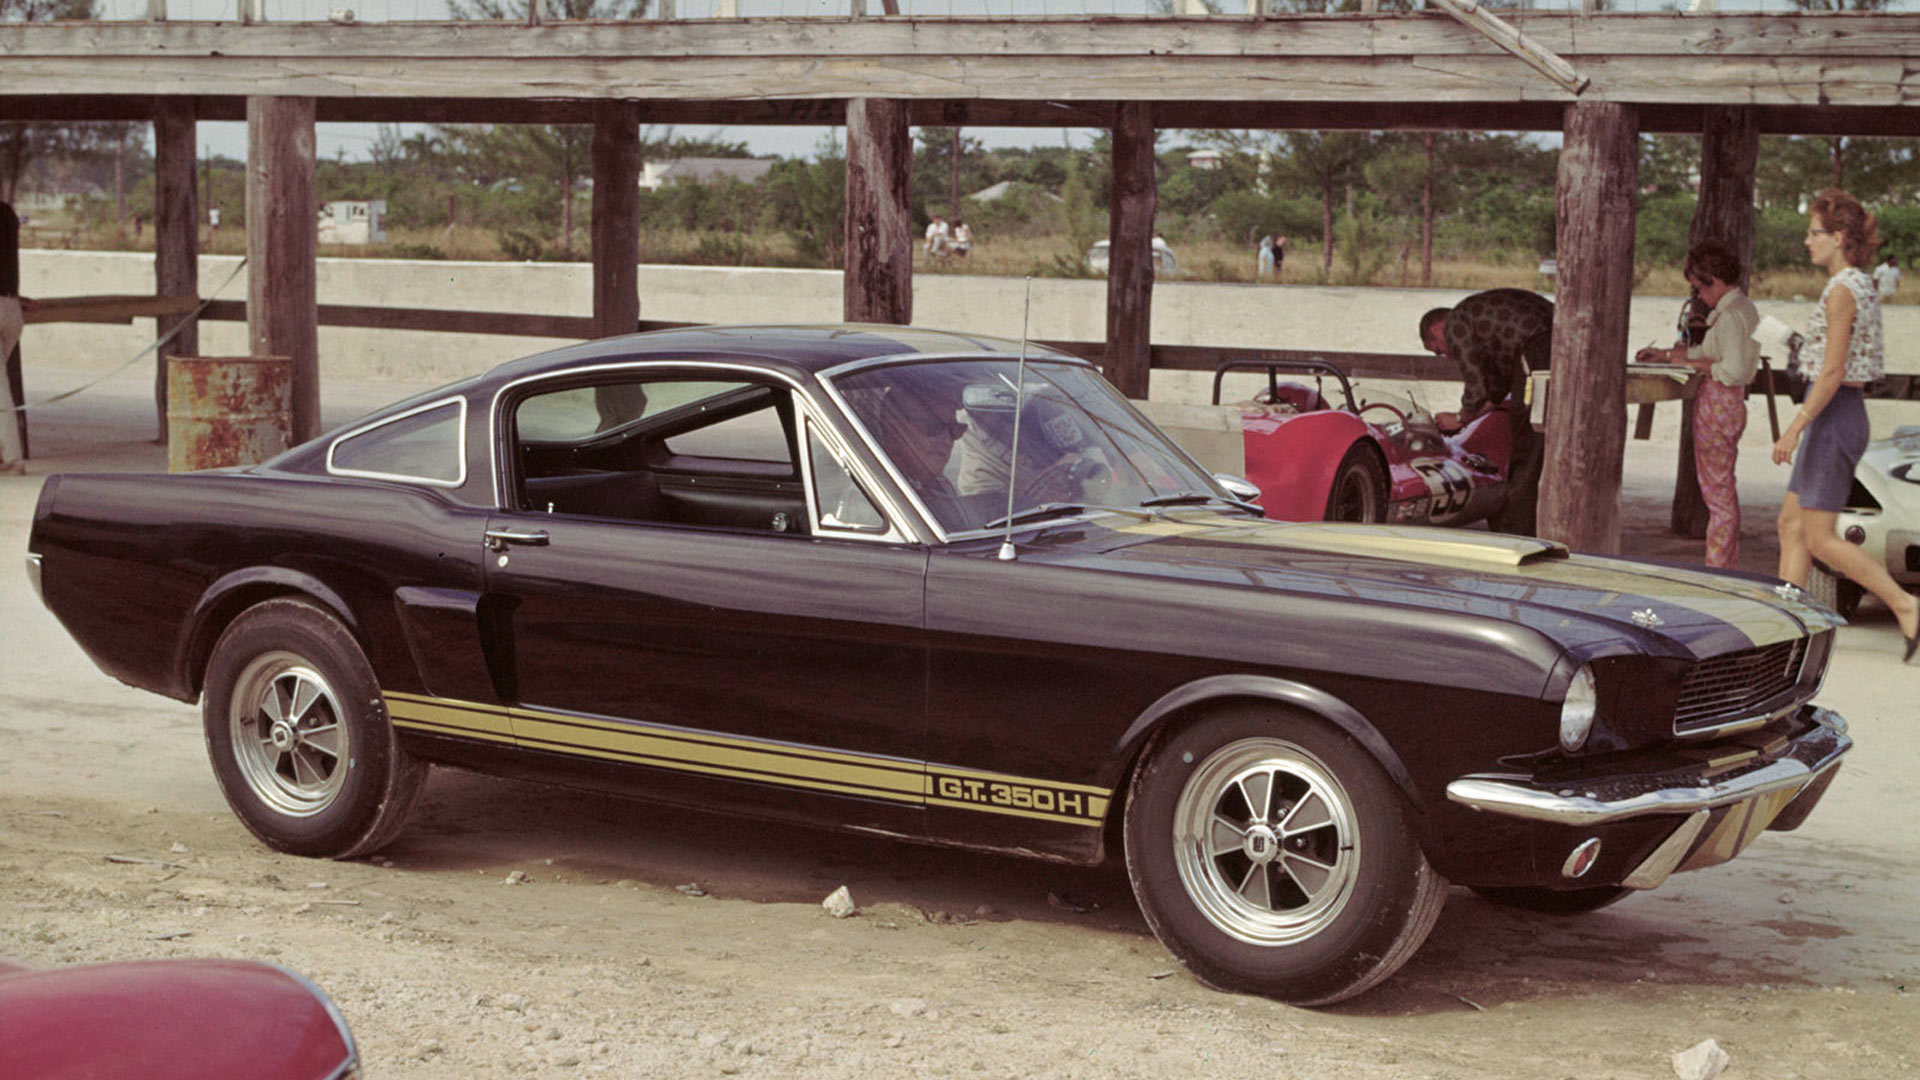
1183 520 1571 569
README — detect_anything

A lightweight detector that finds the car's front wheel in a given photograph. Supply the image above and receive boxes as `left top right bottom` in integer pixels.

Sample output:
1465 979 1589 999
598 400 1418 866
203 598 427 859
1324 444 1387 524
1123 707 1446 1006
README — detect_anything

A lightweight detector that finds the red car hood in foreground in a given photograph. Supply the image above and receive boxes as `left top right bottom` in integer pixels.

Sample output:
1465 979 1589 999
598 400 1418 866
0 958 358 1080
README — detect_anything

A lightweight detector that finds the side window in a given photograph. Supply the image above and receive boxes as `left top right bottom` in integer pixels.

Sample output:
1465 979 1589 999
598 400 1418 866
328 399 464 485
663 405 791 463
511 374 806 536
807 424 886 534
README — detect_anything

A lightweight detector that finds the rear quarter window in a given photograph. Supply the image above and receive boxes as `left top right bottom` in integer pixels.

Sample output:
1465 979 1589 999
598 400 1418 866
327 398 467 486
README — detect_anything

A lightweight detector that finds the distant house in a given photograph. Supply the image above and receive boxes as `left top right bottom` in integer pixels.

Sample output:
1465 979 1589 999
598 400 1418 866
966 180 1062 204
1185 149 1224 171
639 158 775 190
318 200 387 245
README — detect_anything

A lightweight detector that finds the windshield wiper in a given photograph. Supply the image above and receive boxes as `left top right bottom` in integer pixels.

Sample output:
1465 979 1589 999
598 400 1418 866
980 502 1088 531
1139 491 1263 515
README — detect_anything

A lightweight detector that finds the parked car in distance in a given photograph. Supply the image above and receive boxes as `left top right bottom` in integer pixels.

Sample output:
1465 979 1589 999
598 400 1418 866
28 324 1851 1006
1087 237 1178 276
0 957 359 1080
1809 424 1920 618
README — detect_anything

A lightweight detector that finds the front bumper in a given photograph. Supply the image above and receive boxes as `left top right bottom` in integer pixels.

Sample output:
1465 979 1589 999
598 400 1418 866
1445 705 1849 888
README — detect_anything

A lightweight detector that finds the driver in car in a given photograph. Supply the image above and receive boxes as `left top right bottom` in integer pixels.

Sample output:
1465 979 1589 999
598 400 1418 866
955 388 1110 506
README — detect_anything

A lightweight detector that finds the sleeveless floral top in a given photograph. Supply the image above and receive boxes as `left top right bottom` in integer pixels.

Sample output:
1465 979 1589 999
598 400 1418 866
1803 266 1884 384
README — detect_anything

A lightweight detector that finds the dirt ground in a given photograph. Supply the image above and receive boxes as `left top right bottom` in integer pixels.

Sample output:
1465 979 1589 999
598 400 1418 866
3 369 1917 1079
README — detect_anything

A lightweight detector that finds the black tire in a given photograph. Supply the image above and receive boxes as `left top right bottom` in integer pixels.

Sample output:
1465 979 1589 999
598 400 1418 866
202 598 427 859
1323 444 1387 524
1122 706 1447 1006
1807 562 1864 621
1470 884 1634 916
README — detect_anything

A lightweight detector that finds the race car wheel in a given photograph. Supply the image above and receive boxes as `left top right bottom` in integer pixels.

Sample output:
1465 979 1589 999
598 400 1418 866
1807 562 1863 621
1324 444 1387 523
1123 706 1447 1006
1470 884 1634 916
203 598 427 859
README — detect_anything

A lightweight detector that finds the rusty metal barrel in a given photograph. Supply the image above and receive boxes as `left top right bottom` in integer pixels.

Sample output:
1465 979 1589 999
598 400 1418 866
167 356 293 472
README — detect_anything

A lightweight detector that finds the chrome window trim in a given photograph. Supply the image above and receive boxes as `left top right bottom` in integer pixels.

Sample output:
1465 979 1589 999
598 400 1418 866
325 396 469 489
489 359 923 544
25 552 44 607
799 415 905 543
815 347 1091 382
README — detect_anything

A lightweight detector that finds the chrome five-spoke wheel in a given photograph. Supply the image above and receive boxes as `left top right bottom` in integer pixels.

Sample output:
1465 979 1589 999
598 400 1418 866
229 653 350 817
1123 707 1446 1006
1173 738 1360 946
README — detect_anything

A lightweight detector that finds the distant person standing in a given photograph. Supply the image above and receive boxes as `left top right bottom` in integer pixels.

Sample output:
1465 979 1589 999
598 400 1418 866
1256 235 1276 281
1874 253 1900 299
1773 188 1918 662
1273 235 1288 281
1637 240 1760 570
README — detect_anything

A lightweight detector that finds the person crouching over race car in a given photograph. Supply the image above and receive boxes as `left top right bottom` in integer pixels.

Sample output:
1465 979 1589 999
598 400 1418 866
1637 240 1761 570
1419 288 1554 534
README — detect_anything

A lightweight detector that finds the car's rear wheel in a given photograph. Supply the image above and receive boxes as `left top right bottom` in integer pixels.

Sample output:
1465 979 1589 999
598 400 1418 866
1470 884 1634 916
203 598 427 859
1324 444 1387 524
1807 562 1864 620
1123 706 1446 1006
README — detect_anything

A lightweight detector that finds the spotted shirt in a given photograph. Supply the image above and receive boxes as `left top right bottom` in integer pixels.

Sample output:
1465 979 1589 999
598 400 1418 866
1804 267 1884 384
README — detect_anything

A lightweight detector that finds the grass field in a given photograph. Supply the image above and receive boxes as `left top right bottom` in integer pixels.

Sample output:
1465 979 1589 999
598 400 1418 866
20 216 1877 304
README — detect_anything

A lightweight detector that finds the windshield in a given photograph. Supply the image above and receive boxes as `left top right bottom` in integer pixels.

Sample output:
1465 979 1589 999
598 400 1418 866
832 357 1222 534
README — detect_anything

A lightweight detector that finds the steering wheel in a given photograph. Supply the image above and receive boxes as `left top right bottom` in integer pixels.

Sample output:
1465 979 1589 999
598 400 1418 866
1358 401 1408 424
1018 452 1109 504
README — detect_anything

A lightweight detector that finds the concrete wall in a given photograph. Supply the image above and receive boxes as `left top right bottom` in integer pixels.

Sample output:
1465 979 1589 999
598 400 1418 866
19 250 1920 438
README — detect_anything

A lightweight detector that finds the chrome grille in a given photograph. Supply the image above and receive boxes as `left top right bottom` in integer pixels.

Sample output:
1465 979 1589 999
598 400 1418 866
1674 638 1807 734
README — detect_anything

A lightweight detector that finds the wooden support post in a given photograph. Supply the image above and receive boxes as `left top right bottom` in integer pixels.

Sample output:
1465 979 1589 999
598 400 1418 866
591 101 642 340
2 202 25 460
842 98 912 326
246 96 319 443
1105 102 1156 400
1672 105 1759 539
1541 101 1638 554
154 97 199 442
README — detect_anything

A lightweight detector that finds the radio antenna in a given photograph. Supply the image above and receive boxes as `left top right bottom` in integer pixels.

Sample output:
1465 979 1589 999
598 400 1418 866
997 277 1035 562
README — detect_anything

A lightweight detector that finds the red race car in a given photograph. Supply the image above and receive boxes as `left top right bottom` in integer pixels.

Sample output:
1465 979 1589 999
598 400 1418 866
0 957 360 1080
1208 359 1526 529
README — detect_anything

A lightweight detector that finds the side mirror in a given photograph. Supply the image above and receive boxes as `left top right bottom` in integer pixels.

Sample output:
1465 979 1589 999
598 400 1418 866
1212 473 1261 503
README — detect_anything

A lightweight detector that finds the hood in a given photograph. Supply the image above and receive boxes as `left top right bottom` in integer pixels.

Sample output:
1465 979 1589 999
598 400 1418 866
1036 513 1837 660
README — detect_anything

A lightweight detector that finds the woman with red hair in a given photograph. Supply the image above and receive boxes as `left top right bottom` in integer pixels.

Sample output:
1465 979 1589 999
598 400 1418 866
1773 189 1919 662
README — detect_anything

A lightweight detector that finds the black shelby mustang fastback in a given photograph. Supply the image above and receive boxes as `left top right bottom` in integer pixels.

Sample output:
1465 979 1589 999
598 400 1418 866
27 325 1850 1005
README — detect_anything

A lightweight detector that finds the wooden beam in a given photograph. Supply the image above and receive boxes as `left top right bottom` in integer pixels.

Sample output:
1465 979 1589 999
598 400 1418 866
1541 101 1639 555
21 294 199 324
1426 0 1589 95
246 95 319 443
1105 102 1156 401
6 17 1920 109
1671 104 1759 540
843 98 912 326
591 100 642 340
200 300 598 339
154 96 198 441
1 202 24 460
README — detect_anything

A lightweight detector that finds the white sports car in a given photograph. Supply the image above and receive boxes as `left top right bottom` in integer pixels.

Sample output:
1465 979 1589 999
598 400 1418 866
1810 425 1920 618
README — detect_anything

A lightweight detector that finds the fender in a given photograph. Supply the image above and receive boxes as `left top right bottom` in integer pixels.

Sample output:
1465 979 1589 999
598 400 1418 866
174 567 361 700
1242 411 1373 523
1109 673 1419 806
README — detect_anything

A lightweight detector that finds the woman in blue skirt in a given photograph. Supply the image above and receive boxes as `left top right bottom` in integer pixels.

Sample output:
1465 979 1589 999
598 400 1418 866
1773 188 1919 662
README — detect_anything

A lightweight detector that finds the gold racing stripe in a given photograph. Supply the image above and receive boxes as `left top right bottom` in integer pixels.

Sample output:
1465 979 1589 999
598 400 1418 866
384 692 1110 827
385 691 516 746
1109 514 1808 648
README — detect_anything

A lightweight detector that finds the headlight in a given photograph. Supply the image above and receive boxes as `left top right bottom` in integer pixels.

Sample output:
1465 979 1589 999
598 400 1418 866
1559 663 1597 752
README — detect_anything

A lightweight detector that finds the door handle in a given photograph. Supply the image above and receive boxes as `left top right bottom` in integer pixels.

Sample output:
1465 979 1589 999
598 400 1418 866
485 528 550 551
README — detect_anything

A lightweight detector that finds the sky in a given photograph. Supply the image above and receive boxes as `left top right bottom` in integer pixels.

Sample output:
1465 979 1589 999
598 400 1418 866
190 121 1103 165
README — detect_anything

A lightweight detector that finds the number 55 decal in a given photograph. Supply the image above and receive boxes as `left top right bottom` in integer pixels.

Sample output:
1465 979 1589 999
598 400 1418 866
1413 460 1473 519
